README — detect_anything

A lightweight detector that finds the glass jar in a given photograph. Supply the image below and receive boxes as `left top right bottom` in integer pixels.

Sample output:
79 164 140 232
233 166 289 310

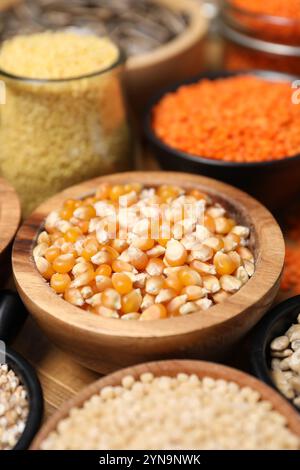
220 0 300 75
0 46 132 217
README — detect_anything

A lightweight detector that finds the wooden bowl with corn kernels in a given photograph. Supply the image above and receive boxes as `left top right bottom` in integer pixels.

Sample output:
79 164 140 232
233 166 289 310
12 172 285 374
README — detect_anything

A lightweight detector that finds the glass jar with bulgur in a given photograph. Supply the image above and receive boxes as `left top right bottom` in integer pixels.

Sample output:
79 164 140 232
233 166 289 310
0 31 132 216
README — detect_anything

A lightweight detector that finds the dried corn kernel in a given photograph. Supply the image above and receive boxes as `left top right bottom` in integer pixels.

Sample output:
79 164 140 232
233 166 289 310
35 183 254 320
140 304 167 321
50 273 71 293
112 273 133 295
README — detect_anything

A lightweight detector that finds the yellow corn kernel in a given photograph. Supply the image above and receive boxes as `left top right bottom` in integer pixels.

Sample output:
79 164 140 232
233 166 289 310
146 258 165 276
178 268 202 287
64 287 84 307
45 246 61 263
65 227 82 243
190 260 216 275
112 273 133 295
203 237 224 252
237 246 254 262
212 289 230 304
188 189 207 200
204 215 216 233
165 240 187 267
140 304 168 321
181 285 205 301
127 247 148 271
164 275 183 293
213 252 237 276
50 273 71 293
95 264 112 277
124 183 143 194
215 217 235 235
95 275 113 292
223 233 240 252
145 276 165 296
111 238 128 253
167 295 188 316
101 288 121 310
95 183 111 200
37 231 50 245
35 257 54 280
74 204 96 221
157 238 170 247
53 253 75 274
63 199 77 210
77 220 89 234
132 238 155 251
157 185 181 201
112 259 134 273
202 275 221 294
60 206 73 221
96 306 119 319
102 246 119 261
82 238 99 261
122 290 142 314
109 185 127 202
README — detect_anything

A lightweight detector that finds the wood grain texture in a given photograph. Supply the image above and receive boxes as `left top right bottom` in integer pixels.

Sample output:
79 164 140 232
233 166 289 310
0 177 21 287
13 318 99 420
13 171 285 374
30 359 300 449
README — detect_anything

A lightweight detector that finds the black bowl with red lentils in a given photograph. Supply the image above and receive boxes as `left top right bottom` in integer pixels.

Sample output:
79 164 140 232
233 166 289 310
144 70 300 212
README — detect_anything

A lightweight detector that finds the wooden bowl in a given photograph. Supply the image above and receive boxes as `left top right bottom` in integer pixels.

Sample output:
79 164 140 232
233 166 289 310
124 0 209 112
30 360 300 450
12 171 284 374
0 176 21 284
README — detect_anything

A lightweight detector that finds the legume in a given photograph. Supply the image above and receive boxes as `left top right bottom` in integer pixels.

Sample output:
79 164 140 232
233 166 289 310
0 364 29 450
0 32 131 216
34 183 255 320
152 75 300 163
270 314 300 409
231 0 300 19
40 372 299 450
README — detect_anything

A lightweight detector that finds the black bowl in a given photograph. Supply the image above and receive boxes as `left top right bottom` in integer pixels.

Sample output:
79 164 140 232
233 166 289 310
4 347 43 450
250 296 300 411
144 69 300 213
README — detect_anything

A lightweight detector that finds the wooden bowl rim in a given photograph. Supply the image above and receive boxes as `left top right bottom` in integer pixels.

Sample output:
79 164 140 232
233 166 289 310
0 176 21 256
30 359 300 449
126 0 208 71
12 171 284 339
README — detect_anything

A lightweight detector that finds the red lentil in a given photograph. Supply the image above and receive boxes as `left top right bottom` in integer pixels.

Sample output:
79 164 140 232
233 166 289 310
231 0 300 19
281 214 300 294
152 75 300 163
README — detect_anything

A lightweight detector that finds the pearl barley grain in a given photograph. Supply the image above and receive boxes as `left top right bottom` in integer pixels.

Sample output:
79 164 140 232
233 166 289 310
41 373 299 451
0 364 29 450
